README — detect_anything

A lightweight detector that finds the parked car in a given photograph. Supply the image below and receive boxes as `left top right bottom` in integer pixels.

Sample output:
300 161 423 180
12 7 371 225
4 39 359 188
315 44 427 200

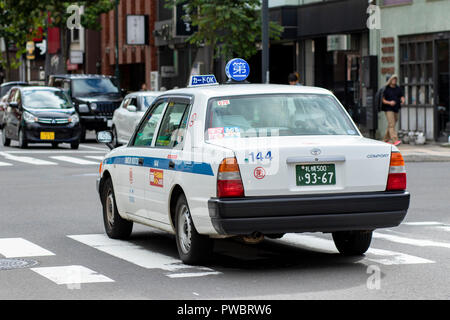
0 82 29 128
48 74 124 141
110 91 161 147
96 76 410 264
1 86 81 149
0 93 9 129
0 81 29 97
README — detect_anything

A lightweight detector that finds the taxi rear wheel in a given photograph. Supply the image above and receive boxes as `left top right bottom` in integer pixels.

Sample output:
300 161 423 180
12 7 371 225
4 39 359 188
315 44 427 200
332 231 372 256
175 194 213 265
101 178 133 240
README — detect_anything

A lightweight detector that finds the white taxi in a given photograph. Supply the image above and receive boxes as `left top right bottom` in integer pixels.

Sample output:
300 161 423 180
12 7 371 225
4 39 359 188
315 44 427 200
96 65 410 265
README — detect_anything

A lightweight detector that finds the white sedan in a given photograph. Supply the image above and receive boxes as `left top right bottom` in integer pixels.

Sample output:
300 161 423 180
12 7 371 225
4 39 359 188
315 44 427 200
110 91 161 146
96 80 410 265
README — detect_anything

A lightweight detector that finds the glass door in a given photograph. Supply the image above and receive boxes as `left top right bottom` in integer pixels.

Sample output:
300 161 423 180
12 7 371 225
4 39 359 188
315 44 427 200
436 39 449 140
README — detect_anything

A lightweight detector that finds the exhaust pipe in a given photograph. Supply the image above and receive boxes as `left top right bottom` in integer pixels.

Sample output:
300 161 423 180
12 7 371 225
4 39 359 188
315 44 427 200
241 232 264 244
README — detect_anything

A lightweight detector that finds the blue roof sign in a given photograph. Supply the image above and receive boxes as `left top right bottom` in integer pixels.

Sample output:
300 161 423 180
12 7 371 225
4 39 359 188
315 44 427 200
225 58 250 82
188 75 218 87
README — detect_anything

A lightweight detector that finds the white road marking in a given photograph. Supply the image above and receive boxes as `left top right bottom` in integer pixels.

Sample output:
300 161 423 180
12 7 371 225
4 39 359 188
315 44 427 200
84 156 105 161
79 144 109 151
0 238 55 258
438 226 450 232
50 156 99 165
403 221 444 226
0 152 57 166
68 234 220 277
2 150 106 154
373 232 450 249
31 265 114 285
0 161 12 166
278 234 434 265
167 272 222 278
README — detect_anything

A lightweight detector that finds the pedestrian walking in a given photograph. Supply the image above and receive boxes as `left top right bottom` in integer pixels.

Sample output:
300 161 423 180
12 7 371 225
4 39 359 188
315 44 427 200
382 74 405 145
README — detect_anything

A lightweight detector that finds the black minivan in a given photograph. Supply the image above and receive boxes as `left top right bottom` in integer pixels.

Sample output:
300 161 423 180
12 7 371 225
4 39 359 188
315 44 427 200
1 86 81 149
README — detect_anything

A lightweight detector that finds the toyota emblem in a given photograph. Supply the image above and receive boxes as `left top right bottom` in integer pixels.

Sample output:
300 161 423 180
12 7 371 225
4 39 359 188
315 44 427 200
310 148 321 156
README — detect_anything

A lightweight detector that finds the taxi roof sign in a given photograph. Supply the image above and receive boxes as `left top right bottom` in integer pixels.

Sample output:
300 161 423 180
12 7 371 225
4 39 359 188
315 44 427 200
225 58 250 82
188 75 218 87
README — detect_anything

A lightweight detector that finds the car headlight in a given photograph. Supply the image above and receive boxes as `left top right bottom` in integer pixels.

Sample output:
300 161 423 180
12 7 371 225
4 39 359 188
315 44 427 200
69 114 79 124
90 103 97 111
23 111 38 123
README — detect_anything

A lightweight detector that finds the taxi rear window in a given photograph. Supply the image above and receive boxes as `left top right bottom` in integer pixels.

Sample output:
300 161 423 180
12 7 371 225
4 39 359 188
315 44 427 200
205 94 358 139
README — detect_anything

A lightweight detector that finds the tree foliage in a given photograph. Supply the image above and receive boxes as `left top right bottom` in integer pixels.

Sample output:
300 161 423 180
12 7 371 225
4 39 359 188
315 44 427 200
0 0 115 78
166 0 283 63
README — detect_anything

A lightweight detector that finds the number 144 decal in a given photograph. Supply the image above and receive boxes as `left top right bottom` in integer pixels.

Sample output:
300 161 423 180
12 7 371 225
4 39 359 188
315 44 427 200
247 151 273 162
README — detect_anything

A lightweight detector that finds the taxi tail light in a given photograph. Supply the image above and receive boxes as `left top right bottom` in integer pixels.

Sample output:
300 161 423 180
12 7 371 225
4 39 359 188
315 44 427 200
217 157 244 198
386 151 407 191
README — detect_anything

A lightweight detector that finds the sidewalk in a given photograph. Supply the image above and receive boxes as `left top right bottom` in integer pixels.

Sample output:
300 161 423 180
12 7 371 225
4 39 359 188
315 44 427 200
398 143 450 162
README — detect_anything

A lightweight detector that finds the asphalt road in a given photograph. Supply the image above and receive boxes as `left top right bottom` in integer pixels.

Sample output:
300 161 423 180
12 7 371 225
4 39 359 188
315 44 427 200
0 135 449 300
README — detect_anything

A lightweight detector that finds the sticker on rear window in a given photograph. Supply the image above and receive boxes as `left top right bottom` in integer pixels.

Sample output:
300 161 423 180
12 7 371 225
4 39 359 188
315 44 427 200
217 100 230 106
224 127 240 138
208 127 224 140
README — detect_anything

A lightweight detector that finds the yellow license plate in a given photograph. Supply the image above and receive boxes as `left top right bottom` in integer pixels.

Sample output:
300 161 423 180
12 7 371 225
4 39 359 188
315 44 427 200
40 132 55 140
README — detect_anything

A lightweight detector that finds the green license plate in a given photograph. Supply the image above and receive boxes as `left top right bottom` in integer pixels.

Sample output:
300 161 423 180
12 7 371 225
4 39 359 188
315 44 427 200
296 164 336 186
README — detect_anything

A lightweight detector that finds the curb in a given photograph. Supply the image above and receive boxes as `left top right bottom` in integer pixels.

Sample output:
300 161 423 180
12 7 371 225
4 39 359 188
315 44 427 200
403 154 450 162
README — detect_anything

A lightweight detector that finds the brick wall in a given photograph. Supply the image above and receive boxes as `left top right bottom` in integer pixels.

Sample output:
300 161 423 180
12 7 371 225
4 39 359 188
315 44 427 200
101 0 157 90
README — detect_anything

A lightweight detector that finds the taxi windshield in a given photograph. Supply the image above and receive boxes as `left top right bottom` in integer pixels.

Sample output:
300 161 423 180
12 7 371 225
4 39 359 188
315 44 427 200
205 94 359 139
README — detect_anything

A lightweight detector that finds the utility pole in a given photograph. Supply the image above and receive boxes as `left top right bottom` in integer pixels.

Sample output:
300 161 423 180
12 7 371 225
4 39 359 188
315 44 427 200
261 0 269 84
114 0 120 82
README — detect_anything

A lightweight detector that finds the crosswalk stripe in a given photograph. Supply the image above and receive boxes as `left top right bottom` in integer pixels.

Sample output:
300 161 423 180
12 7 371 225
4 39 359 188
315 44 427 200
50 156 99 165
0 238 55 258
0 161 12 166
0 152 57 166
278 234 434 265
373 232 450 249
84 156 105 161
31 265 114 285
68 234 220 277
403 221 444 226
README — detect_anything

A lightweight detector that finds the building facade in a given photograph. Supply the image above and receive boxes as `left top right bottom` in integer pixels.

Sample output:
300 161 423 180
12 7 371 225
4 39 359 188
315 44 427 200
375 0 450 141
100 0 157 92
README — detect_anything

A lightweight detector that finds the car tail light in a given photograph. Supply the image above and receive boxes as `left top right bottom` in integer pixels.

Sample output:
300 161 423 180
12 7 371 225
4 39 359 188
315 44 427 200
217 157 244 198
386 151 406 191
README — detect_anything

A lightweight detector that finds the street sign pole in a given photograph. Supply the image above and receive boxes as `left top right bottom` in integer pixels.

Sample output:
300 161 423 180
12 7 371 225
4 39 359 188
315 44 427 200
114 0 120 83
261 0 269 84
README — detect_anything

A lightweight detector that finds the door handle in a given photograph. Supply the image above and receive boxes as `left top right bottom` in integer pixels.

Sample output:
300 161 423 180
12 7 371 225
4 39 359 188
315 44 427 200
138 158 144 166
168 161 175 169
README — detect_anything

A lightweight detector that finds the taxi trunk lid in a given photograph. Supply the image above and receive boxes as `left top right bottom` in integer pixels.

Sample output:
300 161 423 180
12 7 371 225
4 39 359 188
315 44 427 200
209 136 392 197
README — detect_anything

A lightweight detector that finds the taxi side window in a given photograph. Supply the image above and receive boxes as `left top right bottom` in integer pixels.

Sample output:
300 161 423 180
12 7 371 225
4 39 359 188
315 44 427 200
122 98 131 109
132 101 167 147
155 102 190 148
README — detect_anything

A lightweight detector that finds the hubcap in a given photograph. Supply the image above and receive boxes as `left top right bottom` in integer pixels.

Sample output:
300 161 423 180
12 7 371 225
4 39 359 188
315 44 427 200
178 205 192 254
105 191 115 226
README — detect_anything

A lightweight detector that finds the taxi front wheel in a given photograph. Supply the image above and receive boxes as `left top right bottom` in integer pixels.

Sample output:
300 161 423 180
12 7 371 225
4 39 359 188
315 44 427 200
332 231 372 256
101 178 133 240
175 195 213 265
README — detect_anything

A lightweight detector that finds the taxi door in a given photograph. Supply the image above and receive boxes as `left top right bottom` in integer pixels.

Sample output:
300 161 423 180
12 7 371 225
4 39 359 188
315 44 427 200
142 97 193 224
114 99 168 218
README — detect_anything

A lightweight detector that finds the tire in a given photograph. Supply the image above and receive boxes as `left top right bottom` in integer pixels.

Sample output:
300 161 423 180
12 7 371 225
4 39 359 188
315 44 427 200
2 127 11 146
112 126 120 148
80 125 87 142
175 194 213 265
101 177 133 240
70 140 80 150
332 231 373 256
18 128 28 149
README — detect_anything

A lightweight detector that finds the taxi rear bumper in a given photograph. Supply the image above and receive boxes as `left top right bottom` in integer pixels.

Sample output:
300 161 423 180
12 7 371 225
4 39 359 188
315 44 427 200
208 191 410 235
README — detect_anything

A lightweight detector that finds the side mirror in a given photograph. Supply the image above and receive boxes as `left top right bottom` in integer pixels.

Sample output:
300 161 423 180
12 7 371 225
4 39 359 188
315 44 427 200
127 105 137 112
96 131 114 149
9 101 18 109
